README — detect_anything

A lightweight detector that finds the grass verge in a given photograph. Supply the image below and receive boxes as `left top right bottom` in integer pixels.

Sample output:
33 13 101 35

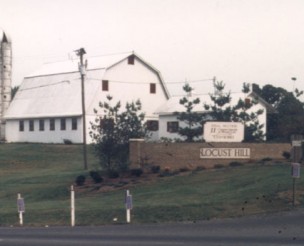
0 143 302 226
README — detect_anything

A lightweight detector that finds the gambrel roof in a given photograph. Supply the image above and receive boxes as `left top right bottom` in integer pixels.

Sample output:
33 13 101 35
5 52 169 119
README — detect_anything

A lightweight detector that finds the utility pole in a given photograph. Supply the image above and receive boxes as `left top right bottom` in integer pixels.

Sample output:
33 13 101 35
75 48 88 170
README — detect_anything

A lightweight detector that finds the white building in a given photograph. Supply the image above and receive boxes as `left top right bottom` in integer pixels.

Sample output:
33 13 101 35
155 90 275 141
5 52 169 143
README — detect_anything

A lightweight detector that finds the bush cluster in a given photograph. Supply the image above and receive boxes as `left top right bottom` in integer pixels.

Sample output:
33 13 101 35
75 175 86 186
89 171 103 183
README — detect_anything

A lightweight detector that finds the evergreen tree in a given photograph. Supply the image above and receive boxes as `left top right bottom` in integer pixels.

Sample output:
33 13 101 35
175 83 202 142
203 81 265 142
90 96 146 172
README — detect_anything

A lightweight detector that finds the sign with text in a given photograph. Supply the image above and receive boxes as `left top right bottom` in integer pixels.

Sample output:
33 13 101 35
204 122 244 142
200 148 250 159
291 163 301 178
17 198 25 213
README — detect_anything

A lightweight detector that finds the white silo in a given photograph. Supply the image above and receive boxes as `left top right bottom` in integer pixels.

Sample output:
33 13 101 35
0 30 12 141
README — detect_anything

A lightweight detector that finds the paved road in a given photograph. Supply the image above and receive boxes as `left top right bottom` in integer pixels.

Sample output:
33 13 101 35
0 209 304 245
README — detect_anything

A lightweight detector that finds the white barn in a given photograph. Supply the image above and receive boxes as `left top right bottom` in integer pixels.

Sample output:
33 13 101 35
155 90 275 141
5 52 169 143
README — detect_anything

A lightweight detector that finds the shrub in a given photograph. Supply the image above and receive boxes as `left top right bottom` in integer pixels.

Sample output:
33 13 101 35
195 166 206 172
89 171 103 183
179 167 190 172
262 157 272 162
75 175 86 186
282 151 291 160
108 170 119 179
130 168 143 177
214 164 225 169
229 161 244 167
63 139 73 145
151 165 160 174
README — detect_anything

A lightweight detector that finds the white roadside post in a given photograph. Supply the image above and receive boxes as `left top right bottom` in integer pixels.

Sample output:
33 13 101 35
71 185 75 227
125 190 133 223
17 193 25 226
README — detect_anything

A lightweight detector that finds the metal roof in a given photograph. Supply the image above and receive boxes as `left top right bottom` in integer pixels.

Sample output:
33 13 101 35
5 69 104 119
5 52 170 119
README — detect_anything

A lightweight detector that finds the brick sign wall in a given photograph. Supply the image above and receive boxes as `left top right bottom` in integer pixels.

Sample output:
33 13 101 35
129 139 291 170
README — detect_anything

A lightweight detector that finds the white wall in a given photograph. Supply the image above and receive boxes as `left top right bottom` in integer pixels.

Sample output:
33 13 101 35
86 56 168 119
6 117 83 143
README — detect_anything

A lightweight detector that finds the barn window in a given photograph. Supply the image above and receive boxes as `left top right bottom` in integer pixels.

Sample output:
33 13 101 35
102 80 109 91
167 121 179 133
128 55 135 65
29 120 34 132
72 117 77 130
245 98 251 106
50 119 55 131
39 119 45 131
60 118 66 131
19 120 24 132
150 83 156 94
146 120 159 131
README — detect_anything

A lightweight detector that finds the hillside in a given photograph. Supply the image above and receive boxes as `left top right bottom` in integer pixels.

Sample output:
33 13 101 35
0 143 302 226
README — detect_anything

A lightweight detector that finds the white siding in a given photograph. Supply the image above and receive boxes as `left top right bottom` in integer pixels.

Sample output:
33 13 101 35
6 117 82 143
86 56 168 119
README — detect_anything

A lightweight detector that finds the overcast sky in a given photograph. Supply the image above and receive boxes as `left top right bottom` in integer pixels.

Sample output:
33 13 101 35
1 0 304 96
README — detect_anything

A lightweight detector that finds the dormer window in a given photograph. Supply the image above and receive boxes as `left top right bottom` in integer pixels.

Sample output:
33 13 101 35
128 55 135 65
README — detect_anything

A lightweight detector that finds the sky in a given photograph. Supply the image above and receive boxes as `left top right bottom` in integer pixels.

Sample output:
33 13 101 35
1 0 304 96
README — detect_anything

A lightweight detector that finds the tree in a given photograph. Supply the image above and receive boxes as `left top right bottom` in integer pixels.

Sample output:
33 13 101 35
174 83 202 142
253 83 304 141
203 81 233 121
90 96 146 173
11 86 19 100
203 81 265 142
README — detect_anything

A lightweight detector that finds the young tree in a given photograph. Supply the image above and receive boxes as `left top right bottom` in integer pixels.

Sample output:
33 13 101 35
203 81 233 121
174 83 203 142
203 81 265 142
90 96 146 173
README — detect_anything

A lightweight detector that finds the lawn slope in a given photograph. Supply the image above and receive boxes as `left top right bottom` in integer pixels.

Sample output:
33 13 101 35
0 144 301 226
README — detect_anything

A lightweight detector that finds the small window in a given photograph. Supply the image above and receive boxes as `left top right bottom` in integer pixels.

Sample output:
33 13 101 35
39 119 45 131
167 121 179 133
72 117 77 130
60 118 66 131
245 98 251 106
19 120 24 132
150 83 156 94
29 120 34 132
50 119 55 131
102 80 109 91
147 120 159 131
128 55 135 65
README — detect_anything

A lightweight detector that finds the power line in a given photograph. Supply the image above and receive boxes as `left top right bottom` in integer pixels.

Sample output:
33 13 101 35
165 78 213 84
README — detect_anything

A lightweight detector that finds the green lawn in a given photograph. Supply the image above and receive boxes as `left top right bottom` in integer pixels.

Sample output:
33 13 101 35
0 143 302 226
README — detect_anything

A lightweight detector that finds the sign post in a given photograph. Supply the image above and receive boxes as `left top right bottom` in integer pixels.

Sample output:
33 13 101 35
17 193 25 226
71 185 75 227
125 190 133 223
291 163 301 206
290 134 303 207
